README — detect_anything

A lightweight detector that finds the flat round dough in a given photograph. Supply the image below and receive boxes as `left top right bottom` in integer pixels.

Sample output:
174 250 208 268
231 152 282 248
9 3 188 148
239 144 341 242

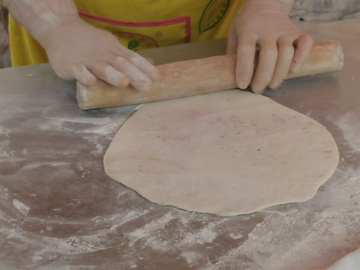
104 90 339 216
328 249 360 270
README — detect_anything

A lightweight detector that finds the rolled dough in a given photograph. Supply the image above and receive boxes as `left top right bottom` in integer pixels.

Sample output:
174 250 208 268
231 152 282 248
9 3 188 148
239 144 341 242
328 249 360 270
104 90 339 216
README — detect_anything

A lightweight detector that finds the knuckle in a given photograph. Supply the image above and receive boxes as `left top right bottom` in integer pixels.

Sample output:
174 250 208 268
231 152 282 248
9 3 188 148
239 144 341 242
259 40 278 54
56 71 71 80
300 34 313 45
104 52 114 60
93 61 107 72
237 31 257 44
277 36 294 48
122 50 137 59
114 45 133 58
279 45 295 60
284 50 295 61
263 44 278 54
257 71 273 83
83 57 100 67
129 55 147 67
115 57 131 68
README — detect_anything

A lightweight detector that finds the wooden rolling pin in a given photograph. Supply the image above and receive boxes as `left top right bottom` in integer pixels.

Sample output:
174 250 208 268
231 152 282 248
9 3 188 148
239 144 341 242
77 40 344 110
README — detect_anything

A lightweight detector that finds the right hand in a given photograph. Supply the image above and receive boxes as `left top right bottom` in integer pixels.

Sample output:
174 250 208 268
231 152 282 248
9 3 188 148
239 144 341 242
227 0 313 94
39 18 158 91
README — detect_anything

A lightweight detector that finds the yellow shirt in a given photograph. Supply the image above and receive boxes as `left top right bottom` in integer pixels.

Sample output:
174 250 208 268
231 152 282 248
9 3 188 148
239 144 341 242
9 0 245 67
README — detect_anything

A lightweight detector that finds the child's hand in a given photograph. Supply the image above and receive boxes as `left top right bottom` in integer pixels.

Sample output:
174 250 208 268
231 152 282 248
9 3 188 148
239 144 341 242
8 0 158 91
227 0 313 94
39 18 158 91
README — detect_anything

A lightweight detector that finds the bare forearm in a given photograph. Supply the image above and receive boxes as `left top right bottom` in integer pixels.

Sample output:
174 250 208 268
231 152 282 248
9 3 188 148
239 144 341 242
7 0 78 40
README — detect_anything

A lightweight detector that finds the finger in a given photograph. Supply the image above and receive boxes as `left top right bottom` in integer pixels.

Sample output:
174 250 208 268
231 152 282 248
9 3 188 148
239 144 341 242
145 57 155 65
226 24 237 55
235 35 257 89
127 53 159 81
290 34 313 73
85 61 130 88
71 63 97 86
113 57 153 92
268 40 294 90
251 42 278 94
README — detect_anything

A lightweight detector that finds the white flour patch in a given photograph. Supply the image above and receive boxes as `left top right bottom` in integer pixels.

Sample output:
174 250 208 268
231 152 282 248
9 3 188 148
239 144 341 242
134 104 145 111
12 199 30 215
90 143 104 155
108 209 150 232
0 126 10 137
183 222 217 245
128 212 175 249
35 120 71 132
229 232 243 240
32 255 43 262
0 147 12 159
42 104 114 125
334 113 360 152
46 115 112 125
78 121 120 136
6 228 109 256
181 251 200 265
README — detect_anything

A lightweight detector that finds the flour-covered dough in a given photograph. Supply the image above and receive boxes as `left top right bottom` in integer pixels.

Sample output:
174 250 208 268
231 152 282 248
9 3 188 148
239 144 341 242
104 90 339 216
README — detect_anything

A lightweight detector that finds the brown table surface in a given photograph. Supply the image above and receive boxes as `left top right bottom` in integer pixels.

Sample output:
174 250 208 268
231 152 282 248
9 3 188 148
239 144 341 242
1 19 360 270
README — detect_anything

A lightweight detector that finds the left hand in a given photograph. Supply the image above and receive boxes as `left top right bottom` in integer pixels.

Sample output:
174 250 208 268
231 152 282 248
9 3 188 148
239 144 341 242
227 0 313 94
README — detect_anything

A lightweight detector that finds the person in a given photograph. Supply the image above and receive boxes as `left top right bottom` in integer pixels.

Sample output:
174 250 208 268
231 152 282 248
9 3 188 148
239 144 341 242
2 0 313 94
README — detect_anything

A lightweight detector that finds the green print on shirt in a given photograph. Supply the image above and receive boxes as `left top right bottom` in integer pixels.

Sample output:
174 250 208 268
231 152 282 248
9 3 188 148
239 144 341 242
128 40 140 51
199 0 230 33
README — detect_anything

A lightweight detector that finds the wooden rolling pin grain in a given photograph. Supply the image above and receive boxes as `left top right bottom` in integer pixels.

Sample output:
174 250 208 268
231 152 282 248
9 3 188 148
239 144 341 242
76 40 344 110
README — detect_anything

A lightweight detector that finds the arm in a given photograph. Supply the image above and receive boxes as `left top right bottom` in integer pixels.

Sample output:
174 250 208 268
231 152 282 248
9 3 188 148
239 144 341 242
7 0 78 40
4 0 158 91
227 0 313 94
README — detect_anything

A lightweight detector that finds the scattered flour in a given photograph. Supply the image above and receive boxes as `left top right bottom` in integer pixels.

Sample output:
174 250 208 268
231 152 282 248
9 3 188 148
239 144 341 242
334 113 360 152
183 222 217 245
12 199 31 215
1 91 360 269
181 252 199 265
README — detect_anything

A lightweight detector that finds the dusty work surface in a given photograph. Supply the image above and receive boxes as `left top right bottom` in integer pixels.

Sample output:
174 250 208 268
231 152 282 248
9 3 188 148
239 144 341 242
1 19 360 270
